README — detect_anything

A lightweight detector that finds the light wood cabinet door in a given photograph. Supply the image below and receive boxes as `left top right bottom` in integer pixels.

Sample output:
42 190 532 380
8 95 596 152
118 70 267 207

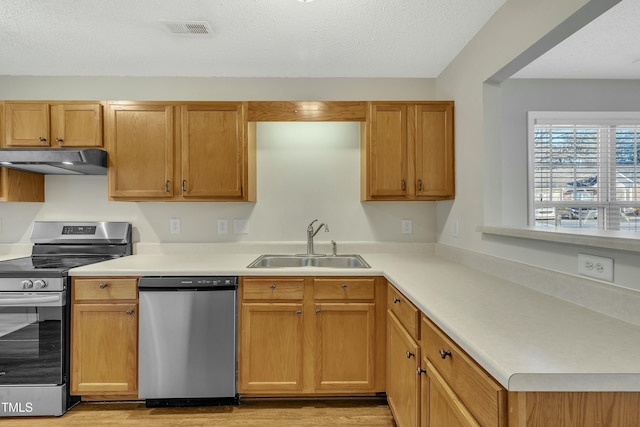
314 302 376 392
50 103 103 147
181 103 247 199
362 101 454 201
423 360 480 427
4 102 50 147
366 103 409 199
388 311 421 427
0 168 44 202
414 102 454 199
71 303 138 395
239 302 305 393
107 103 174 199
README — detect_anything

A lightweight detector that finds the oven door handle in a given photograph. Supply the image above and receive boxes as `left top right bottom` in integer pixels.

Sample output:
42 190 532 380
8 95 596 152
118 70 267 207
0 294 62 306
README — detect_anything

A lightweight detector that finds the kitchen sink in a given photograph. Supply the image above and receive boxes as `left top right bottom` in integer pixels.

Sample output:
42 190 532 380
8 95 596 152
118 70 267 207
247 254 370 269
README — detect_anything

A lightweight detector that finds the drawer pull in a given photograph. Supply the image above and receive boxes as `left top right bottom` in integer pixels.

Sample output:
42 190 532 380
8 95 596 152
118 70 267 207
296 310 302 316
341 283 348 289
99 283 109 289
406 351 415 359
439 348 452 359
315 308 321 315
269 284 276 289
393 297 401 304
417 367 426 375
126 310 134 316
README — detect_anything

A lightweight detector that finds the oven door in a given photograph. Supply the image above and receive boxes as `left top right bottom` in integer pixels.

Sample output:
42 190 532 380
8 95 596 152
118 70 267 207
0 292 65 386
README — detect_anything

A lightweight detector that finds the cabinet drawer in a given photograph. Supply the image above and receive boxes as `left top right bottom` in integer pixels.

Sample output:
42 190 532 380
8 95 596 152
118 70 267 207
387 284 419 339
242 278 305 300
421 315 505 427
73 278 138 301
313 278 375 300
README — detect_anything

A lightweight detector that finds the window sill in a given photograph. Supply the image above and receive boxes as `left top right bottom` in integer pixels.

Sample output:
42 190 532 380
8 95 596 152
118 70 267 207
477 225 640 253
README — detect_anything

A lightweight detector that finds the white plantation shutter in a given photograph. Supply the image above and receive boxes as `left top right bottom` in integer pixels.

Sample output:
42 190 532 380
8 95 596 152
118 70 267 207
528 112 640 232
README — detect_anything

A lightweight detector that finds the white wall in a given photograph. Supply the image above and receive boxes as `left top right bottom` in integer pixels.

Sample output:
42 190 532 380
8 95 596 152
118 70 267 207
0 77 438 245
434 0 640 292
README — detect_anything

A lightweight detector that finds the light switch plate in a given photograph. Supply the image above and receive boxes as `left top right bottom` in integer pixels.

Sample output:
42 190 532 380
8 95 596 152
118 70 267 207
401 219 412 234
233 219 249 234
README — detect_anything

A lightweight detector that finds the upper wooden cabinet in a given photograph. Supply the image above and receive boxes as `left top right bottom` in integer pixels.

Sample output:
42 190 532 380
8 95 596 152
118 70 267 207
362 101 454 201
4 101 103 147
107 101 255 201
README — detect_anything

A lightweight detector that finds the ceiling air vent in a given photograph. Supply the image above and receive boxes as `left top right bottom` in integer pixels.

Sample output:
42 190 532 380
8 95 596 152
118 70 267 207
161 20 213 35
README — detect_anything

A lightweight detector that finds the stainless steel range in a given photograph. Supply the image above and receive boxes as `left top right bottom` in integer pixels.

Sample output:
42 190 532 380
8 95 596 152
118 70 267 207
0 221 132 417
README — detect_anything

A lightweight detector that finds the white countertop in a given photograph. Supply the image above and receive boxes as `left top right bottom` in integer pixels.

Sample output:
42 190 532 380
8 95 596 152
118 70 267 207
69 251 640 392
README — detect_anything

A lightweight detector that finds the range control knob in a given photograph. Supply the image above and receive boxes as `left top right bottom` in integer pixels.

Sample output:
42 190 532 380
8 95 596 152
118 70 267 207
34 279 48 289
21 280 34 289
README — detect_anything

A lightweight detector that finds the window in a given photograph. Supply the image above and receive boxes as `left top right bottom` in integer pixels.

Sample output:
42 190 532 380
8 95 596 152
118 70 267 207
528 112 640 233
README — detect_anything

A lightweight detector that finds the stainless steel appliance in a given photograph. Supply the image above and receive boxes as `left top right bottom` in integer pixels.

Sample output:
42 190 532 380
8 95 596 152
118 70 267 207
0 148 107 175
0 221 132 417
138 276 238 407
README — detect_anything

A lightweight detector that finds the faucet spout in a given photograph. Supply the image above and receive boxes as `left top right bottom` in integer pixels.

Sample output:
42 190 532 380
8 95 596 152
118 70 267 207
306 219 329 256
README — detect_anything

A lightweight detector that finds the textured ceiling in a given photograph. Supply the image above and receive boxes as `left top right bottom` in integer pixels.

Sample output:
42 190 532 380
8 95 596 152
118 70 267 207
0 0 507 78
513 0 640 79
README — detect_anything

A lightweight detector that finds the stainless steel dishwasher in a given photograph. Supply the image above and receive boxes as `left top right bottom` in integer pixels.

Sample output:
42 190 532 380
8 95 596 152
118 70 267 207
138 276 238 406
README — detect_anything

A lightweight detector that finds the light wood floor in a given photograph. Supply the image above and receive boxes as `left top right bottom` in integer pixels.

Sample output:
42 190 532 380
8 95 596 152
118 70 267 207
3 399 396 426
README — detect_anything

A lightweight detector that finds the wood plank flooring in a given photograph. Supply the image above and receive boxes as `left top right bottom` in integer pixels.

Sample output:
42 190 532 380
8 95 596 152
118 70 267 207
3 399 396 426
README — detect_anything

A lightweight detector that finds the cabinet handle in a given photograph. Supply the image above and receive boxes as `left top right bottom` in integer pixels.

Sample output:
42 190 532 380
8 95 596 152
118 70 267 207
341 283 348 289
56 137 64 144
406 351 415 359
439 348 452 359
269 283 276 289
296 310 302 316
99 283 108 289
39 136 47 143
165 180 170 192
315 308 321 315
182 180 187 192
418 179 423 192
393 297 401 304
417 367 426 375
126 310 134 316
401 179 406 192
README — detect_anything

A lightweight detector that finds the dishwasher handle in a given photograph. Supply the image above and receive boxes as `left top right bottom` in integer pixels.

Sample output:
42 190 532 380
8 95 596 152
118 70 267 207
138 276 238 291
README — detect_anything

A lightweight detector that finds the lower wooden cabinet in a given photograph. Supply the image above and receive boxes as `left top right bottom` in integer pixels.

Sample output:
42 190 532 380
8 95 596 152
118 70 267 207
387 310 421 427
314 302 376 392
238 276 385 396
239 302 305 393
71 277 138 399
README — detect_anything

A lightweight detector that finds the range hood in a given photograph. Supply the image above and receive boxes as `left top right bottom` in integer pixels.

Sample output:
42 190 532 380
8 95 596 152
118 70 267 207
0 148 107 175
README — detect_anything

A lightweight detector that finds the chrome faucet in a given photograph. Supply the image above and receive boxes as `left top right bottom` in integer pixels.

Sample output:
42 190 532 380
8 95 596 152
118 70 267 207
306 219 329 256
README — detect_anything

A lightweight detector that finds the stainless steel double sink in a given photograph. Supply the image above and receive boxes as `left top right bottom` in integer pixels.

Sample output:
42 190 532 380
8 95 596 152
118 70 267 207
247 254 370 269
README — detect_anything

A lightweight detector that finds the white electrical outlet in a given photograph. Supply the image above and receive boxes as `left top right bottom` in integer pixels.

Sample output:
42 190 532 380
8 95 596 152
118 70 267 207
578 253 614 282
169 218 181 234
217 219 229 234
451 220 459 237
401 219 412 234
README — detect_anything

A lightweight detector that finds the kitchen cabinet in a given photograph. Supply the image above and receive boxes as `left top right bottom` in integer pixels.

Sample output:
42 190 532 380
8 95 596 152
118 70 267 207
0 167 44 202
70 277 138 399
361 101 454 201
239 277 306 393
239 276 385 396
313 278 377 392
107 101 255 201
4 101 103 147
0 102 45 202
419 315 506 427
387 284 421 427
